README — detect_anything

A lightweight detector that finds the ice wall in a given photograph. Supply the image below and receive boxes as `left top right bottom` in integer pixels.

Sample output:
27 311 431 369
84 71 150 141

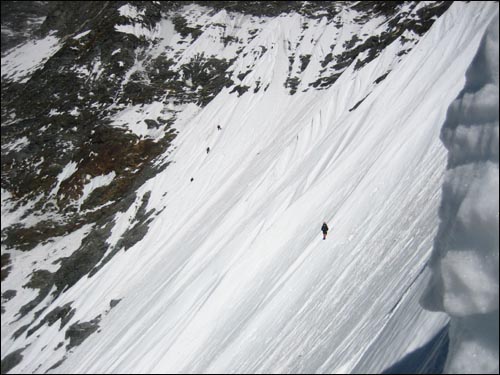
421 12 499 374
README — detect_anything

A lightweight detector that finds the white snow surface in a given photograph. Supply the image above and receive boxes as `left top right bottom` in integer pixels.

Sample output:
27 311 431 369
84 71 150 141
421 12 499 374
118 4 146 20
1 2 499 374
1 136 29 153
1 33 60 83
76 172 116 210
49 161 79 198
73 30 91 40
111 102 172 139
115 4 158 40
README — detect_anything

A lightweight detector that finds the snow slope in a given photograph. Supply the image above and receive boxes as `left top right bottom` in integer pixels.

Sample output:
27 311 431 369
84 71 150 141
1 32 60 83
1 2 498 374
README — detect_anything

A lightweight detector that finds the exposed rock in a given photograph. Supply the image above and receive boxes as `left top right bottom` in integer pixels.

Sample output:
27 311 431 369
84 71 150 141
26 302 75 337
349 94 370 112
17 270 54 319
47 355 67 372
1 253 12 282
1 289 17 301
0 348 25 374
110 299 122 309
65 315 101 350
1 289 17 315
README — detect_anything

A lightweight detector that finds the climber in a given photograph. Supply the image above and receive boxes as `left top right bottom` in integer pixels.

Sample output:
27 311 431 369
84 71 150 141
321 222 329 240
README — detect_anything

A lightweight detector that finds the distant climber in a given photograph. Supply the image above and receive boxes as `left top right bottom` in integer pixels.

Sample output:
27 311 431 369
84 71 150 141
321 222 329 240
190 177 194 182
207 147 210 154
217 125 222 130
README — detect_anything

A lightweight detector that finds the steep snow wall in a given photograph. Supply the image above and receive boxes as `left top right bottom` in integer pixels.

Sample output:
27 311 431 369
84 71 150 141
421 12 499 374
49 3 494 374
1 2 498 374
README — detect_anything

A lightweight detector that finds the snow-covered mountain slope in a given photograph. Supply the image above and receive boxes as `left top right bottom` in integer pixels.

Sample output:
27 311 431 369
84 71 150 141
1 1 498 374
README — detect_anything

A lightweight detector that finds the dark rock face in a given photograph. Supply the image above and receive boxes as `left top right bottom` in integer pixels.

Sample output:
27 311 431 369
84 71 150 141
1 289 17 301
0 348 25 374
1 1 182 318
1 253 12 282
17 270 54 319
1 289 16 315
65 315 101 350
109 299 121 309
26 302 75 337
